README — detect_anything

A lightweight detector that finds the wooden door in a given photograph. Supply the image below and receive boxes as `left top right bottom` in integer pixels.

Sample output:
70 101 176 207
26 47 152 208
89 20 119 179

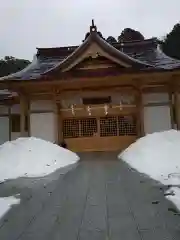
62 115 137 152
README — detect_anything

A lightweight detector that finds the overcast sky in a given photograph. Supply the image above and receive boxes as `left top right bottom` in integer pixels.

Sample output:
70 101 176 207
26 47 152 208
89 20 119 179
0 0 180 60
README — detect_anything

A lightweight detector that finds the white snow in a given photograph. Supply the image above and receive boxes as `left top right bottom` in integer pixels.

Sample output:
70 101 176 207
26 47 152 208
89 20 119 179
0 196 20 219
119 130 180 211
166 187 180 211
0 137 79 182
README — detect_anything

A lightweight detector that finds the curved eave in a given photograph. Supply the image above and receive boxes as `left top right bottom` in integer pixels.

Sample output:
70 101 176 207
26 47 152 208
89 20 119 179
1 32 180 83
126 43 180 70
93 34 153 68
2 66 180 84
0 55 64 82
41 31 153 76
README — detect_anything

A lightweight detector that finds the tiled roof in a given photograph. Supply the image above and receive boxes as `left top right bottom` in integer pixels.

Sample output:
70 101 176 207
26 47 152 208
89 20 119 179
0 37 180 82
0 55 64 81
118 40 180 70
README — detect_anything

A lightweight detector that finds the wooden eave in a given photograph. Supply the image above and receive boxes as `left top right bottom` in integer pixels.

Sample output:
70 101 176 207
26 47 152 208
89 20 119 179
40 29 153 76
1 69 180 95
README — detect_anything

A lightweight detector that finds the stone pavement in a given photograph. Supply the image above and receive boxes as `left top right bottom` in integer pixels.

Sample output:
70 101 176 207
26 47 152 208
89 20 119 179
0 152 180 240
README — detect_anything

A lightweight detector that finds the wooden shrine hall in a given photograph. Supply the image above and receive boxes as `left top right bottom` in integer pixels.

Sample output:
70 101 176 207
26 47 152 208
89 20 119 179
1 20 180 152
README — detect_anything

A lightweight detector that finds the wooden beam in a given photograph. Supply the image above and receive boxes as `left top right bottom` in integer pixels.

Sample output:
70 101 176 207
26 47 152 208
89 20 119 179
53 95 63 145
19 94 27 137
8 105 11 141
27 99 30 137
174 92 180 130
168 90 175 129
57 102 64 145
136 90 144 137
57 88 137 100
57 105 63 145
53 100 58 144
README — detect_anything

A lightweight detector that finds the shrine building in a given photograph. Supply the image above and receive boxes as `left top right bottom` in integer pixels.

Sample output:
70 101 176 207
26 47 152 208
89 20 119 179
0 21 180 152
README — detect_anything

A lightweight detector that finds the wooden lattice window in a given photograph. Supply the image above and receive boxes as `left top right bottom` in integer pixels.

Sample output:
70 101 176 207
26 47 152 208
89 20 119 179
63 118 98 138
118 115 136 136
63 115 137 139
80 118 97 137
100 116 118 137
63 119 79 138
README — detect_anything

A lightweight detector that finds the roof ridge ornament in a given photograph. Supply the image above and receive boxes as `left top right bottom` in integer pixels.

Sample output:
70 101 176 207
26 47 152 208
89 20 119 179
90 19 97 32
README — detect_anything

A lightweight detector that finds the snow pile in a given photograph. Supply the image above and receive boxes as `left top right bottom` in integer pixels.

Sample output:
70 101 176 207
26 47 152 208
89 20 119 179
0 137 79 182
0 196 20 219
166 187 180 211
119 130 180 211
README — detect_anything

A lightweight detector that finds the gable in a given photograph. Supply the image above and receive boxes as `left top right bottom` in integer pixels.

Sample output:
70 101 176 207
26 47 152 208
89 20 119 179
73 55 125 70
61 42 131 72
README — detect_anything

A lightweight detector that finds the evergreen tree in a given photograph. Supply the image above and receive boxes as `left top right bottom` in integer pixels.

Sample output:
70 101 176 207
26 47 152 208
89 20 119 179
118 28 144 42
0 56 30 77
106 36 117 44
162 23 180 59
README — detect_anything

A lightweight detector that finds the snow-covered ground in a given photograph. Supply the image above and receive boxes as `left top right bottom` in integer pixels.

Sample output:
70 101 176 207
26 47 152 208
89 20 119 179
119 130 180 211
0 196 20 219
0 137 79 182
0 137 79 218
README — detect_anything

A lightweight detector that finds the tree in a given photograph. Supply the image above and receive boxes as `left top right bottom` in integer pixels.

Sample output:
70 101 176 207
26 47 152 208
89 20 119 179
97 31 104 39
106 36 117 44
0 56 30 77
162 23 180 59
118 28 144 42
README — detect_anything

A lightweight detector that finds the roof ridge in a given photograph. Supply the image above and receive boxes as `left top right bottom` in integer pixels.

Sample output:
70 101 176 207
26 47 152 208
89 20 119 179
36 38 157 52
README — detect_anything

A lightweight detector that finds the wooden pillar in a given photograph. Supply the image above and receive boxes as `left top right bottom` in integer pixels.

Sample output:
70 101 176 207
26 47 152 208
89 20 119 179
97 116 101 137
20 94 27 137
27 99 30 137
53 97 63 145
8 105 11 141
174 91 180 130
136 89 144 137
168 90 175 129
57 105 63 145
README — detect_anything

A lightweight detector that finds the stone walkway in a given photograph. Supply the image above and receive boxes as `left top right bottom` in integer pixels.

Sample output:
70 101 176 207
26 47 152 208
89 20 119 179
0 152 180 239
